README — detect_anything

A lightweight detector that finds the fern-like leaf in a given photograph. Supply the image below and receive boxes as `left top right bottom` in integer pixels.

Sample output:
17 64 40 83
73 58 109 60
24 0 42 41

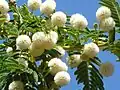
75 60 104 90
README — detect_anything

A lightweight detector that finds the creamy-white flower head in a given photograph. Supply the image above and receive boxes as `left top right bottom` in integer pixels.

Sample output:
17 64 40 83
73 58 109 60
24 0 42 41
27 0 41 11
32 32 46 49
29 42 44 57
44 31 58 50
100 17 115 32
6 47 13 53
70 13 88 29
54 71 70 86
51 11 67 27
54 46 65 56
0 0 9 14
96 6 111 21
16 35 31 50
40 0 56 15
8 81 24 90
99 62 114 77
32 32 46 41
48 58 68 75
68 54 81 68
83 42 99 58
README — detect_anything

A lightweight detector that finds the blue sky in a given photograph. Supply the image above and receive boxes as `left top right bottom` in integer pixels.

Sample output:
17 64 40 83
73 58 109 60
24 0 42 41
10 0 120 90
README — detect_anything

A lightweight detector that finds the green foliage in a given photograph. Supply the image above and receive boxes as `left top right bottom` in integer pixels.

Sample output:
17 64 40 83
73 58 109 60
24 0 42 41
75 58 104 90
0 0 120 90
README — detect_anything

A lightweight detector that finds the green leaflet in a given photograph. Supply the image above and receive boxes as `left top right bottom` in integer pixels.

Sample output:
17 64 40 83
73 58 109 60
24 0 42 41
74 59 104 90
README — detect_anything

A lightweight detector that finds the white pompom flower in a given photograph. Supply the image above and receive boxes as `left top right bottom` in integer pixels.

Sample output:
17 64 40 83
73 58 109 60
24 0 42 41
32 32 46 49
67 54 81 68
48 58 68 75
99 62 114 77
0 0 9 14
100 17 115 32
16 35 31 50
70 13 88 29
44 31 58 50
51 11 67 27
40 0 56 15
8 81 24 90
29 42 44 57
54 46 65 56
27 0 42 11
54 71 70 86
96 6 111 21
6 47 13 53
83 42 99 58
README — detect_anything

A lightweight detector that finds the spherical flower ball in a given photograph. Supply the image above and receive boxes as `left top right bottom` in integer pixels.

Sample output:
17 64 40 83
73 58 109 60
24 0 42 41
51 11 67 27
48 58 68 75
96 6 111 21
8 81 24 90
100 17 115 32
29 42 44 57
70 13 88 29
67 54 81 68
54 46 65 56
27 0 42 11
54 71 71 86
40 0 56 15
99 62 114 77
0 0 9 14
32 32 46 49
83 42 99 58
44 31 58 50
16 35 31 50
6 47 13 53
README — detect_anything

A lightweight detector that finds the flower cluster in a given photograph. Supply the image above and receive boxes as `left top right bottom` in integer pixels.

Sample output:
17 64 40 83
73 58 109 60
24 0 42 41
48 58 70 86
4 0 116 89
48 58 68 75
96 6 115 31
27 0 88 29
40 0 56 15
54 71 71 86
27 0 42 11
70 13 88 29
16 35 31 50
15 30 58 57
0 0 10 23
